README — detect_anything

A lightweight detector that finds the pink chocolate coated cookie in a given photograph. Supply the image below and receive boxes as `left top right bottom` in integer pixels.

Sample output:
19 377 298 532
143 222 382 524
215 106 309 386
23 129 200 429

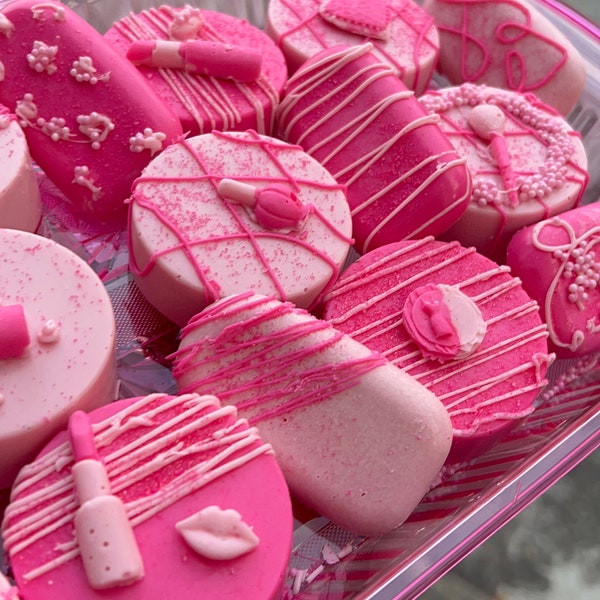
0 0 182 229
104 5 287 137
0 229 116 489
172 292 453 536
507 203 600 358
423 0 586 115
2 393 293 599
278 44 472 254
128 130 353 326
321 237 554 463
0 104 41 232
419 83 588 262
266 0 440 94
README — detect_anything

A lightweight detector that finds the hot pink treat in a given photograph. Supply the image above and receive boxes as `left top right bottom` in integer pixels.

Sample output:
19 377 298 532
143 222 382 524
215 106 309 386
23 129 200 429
2 393 293 600
128 130 353 326
423 0 587 115
266 0 440 94
0 105 41 233
507 203 600 358
419 83 588 261
0 0 182 229
0 229 116 489
278 44 472 254
172 292 453 536
104 5 287 137
321 237 554 463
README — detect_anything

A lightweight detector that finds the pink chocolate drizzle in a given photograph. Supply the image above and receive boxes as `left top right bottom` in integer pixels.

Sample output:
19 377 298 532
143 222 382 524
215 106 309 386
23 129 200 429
128 130 351 311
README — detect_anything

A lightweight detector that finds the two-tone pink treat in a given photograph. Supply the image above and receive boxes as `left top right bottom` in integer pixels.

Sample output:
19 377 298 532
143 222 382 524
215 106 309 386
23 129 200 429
266 0 440 94
278 44 472 254
321 237 554 463
172 292 453 536
423 0 587 115
104 5 287 136
0 0 182 229
507 202 600 358
128 130 353 326
2 393 293 599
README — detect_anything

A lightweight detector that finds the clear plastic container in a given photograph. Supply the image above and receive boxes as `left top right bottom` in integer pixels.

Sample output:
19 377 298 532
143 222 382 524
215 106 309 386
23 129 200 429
8 1 600 598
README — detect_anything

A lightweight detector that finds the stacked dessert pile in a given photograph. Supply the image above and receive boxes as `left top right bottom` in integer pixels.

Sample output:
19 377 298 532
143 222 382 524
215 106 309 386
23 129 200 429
0 0 598 598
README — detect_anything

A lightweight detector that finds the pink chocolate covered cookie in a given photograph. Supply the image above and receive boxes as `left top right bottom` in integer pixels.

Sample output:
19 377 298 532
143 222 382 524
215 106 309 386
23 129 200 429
0 229 116 489
172 291 453 536
423 0 586 115
321 237 554 463
2 393 293 599
278 44 472 254
0 0 182 229
128 130 353 326
507 202 600 358
419 83 588 261
0 104 41 232
104 5 287 137
266 0 440 94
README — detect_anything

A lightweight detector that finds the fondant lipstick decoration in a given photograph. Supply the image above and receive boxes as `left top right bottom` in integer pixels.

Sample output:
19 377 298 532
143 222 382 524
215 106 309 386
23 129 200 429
68 410 144 590
126 39 263 82
0 304 29 360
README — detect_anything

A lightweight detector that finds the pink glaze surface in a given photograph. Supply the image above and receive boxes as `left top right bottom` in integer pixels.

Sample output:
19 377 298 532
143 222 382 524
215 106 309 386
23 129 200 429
0 0 182 230
321 237 554 464
0 229 116 489
2 393 293 600
278 44 472 254
172 292 453 536
128 130 352 326
423 0 587 115
104 6 287 137
266 0 440 94
0 105 41 233
420 83 588 262
507 202 600 358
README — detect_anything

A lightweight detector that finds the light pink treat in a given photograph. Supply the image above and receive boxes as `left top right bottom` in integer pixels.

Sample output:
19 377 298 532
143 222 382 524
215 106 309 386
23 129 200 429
278 44 472 255
419 83 588 262
0 229 116 489
0 0 182 230
0 104 41 233
104 5 287 137
172 292 453 536
321 237 554 463
128 130 353 327
266 0 440 94
2 393 293 600
507 202 600 358
423 0 587 115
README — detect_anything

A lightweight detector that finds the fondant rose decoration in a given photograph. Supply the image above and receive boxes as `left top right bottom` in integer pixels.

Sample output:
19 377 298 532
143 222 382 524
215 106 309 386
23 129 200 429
402 283 486 362
218 178 309 232
175 505 259 560
319 0 391 40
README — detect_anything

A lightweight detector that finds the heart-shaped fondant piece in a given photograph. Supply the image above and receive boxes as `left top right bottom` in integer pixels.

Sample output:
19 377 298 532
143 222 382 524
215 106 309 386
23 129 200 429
319 0 390 40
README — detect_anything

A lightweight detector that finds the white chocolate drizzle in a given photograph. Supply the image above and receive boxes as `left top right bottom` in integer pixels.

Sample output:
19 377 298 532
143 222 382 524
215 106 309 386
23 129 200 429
2 394 272 581
70 56 110 84
0 14 14 37
72 166 101 200
129 128 167 155
76 112 115 149
31 3 66 22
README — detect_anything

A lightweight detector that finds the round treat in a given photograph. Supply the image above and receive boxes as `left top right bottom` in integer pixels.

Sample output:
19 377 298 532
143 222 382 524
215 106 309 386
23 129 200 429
2 393 293 600
0 0 183 229
266 0 439 94
321 237 554 463
0 229 116 489
423 0 586 115
104 5 287 137
507 202 600 358
128 130 353 326
172 292 452 536
278 44 472 254
0 105 41 232
419 83 588 262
